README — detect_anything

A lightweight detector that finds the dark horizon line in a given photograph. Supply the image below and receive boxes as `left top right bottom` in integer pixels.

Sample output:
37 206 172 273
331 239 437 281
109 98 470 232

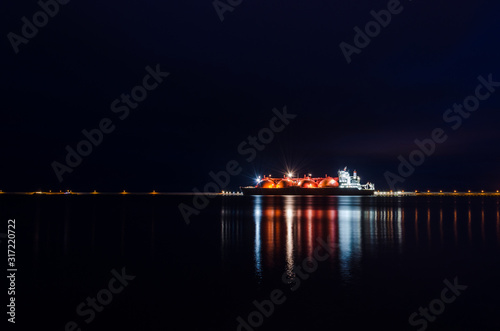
1 190 500 196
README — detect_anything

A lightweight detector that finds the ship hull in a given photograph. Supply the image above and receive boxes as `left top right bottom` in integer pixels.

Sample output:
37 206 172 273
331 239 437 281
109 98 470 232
240 186 375 196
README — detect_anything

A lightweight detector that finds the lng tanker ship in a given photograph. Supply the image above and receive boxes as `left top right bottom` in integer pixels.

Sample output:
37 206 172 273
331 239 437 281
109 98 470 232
240 167 375 196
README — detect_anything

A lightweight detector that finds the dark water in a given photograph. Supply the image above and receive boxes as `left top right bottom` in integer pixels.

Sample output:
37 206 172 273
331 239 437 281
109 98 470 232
2 194 500 330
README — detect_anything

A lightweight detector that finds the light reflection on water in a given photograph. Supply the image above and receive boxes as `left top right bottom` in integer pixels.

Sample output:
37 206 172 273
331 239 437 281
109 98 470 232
284 196 294 278
220 196 500 284
254 197 262 280
221 196 405 282
338 197 363 281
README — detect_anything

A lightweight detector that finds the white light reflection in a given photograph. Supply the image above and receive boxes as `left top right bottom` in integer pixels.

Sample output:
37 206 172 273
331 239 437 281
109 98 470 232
338 197 362 282
254 196 262 281
396 200 403 253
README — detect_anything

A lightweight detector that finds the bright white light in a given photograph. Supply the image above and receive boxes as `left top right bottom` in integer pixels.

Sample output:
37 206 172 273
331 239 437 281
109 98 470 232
288 173 293 178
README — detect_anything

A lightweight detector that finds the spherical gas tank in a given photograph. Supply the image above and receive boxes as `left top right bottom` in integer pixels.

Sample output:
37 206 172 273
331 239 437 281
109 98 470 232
299 179 318 188
318 177 333 187
318 177 339 187
258 179 275 188
276 179 292 188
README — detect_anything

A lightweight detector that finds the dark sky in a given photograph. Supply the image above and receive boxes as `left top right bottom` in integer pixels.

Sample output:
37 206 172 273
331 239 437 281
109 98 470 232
2 0 500 192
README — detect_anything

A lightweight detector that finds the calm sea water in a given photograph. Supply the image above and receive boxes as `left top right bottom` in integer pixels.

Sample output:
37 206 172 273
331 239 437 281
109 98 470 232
2 194 500 330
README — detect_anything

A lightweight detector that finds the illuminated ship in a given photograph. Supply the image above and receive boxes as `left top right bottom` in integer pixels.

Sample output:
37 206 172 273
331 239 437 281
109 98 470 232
240 167 375 196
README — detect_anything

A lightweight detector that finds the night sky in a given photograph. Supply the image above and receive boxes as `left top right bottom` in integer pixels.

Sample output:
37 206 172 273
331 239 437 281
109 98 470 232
2 0 500 192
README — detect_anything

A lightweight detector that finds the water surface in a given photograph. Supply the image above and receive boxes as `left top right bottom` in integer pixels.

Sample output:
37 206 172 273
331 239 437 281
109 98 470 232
2 195 500 330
